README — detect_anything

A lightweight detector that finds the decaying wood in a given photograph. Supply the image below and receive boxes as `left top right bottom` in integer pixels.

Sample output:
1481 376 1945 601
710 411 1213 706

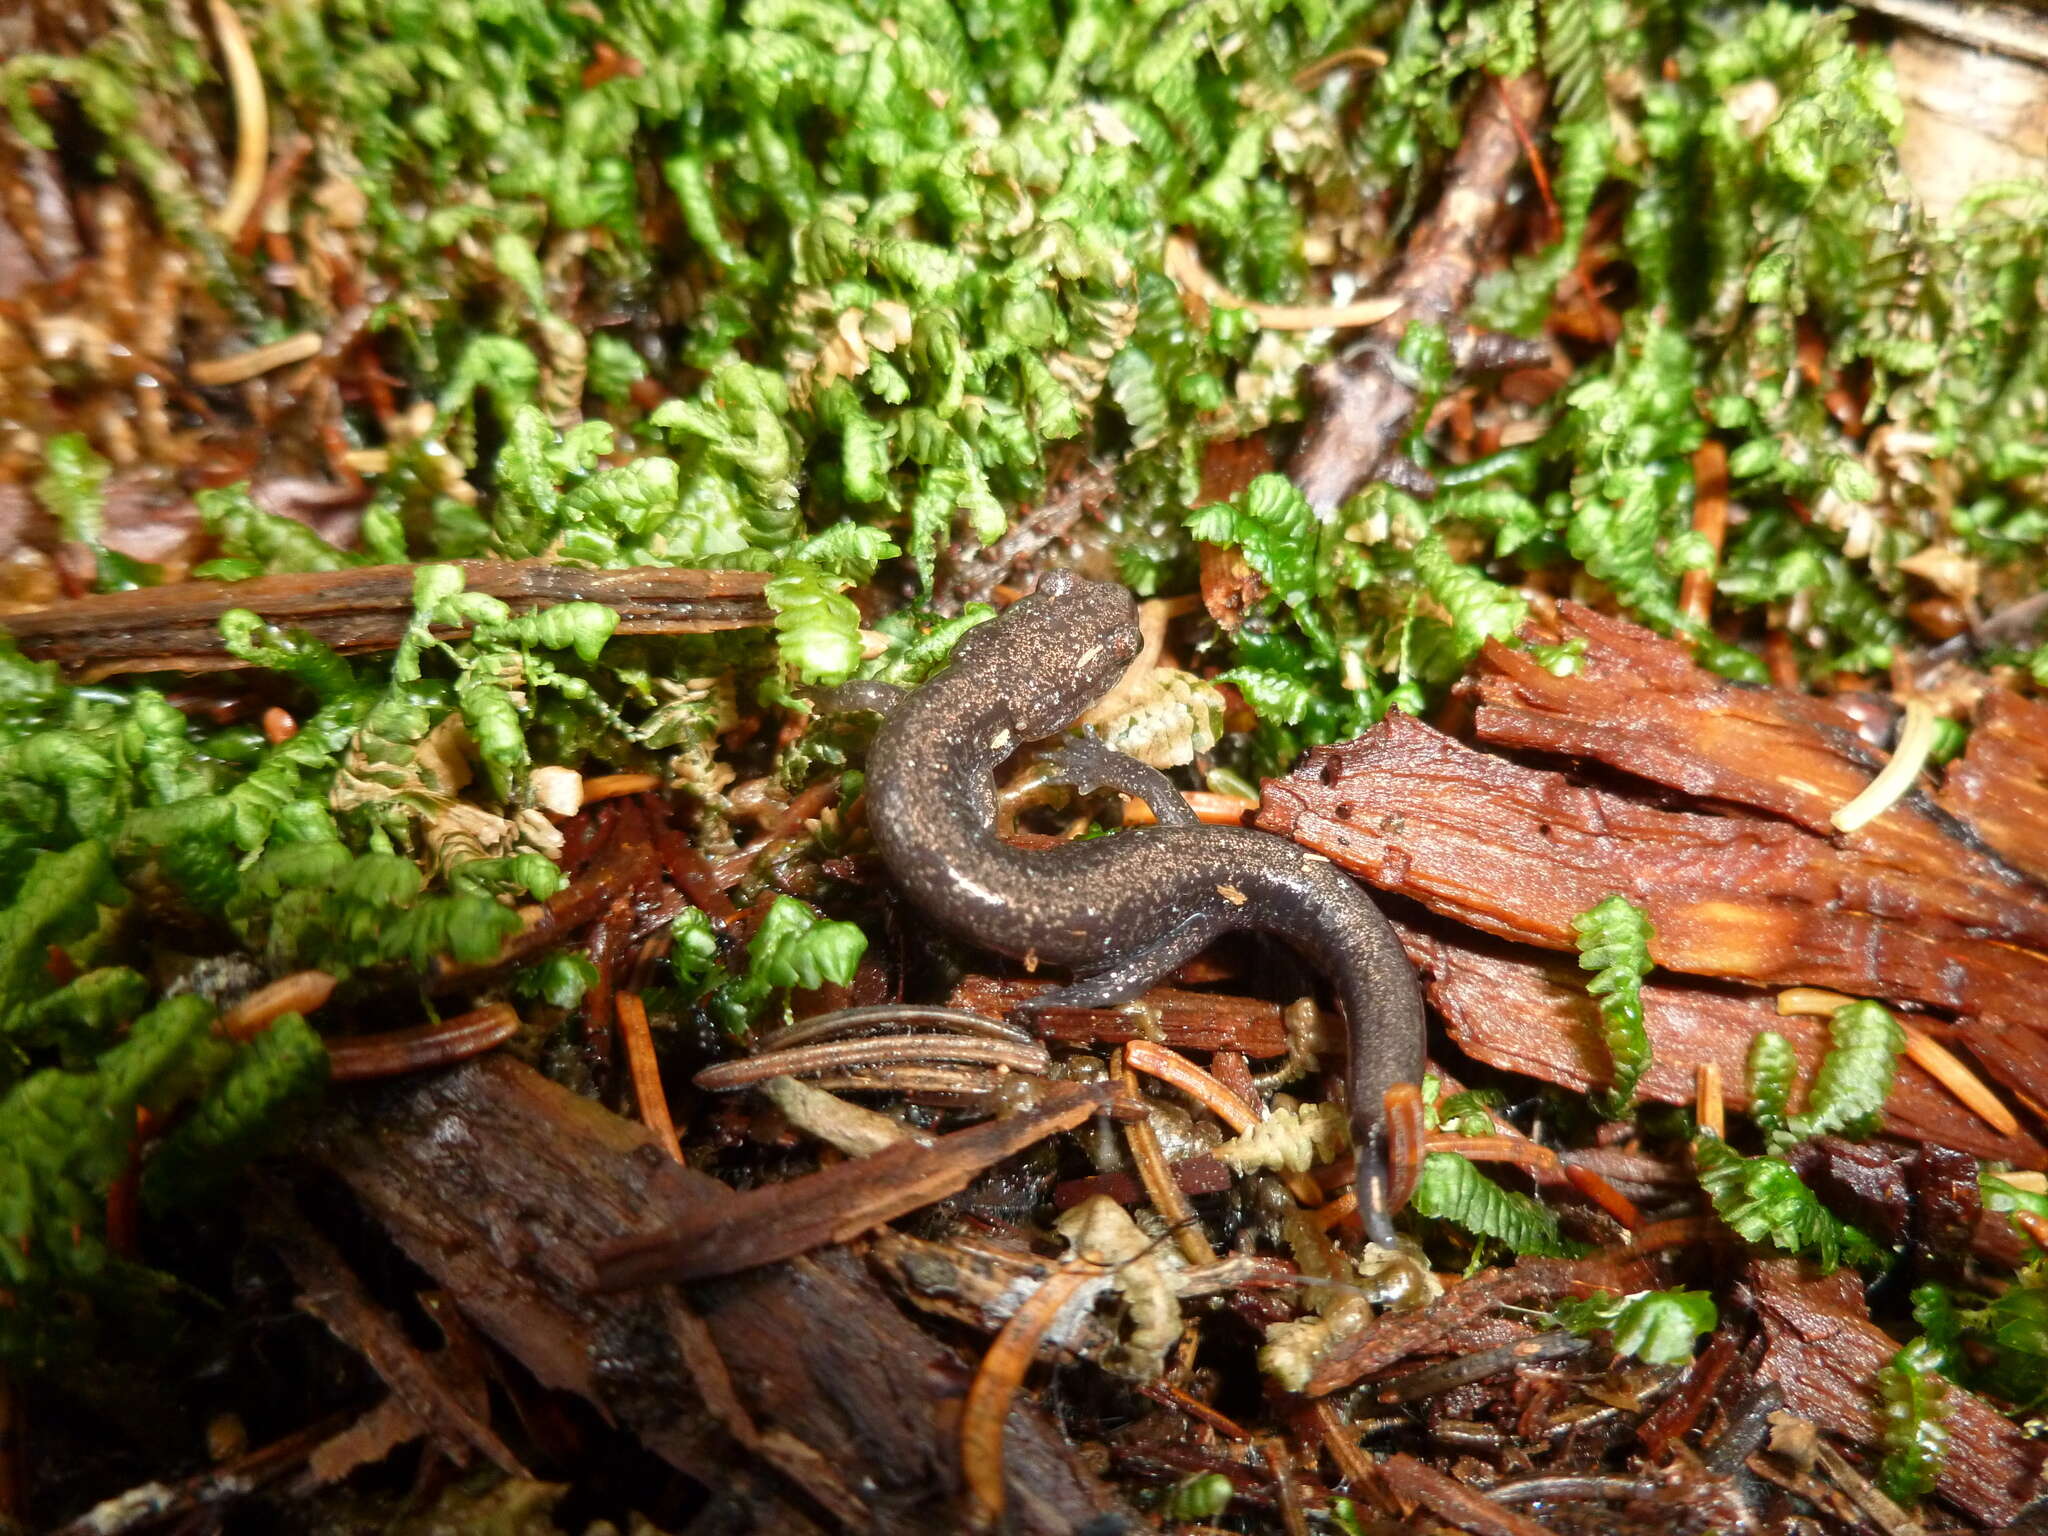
1749 1259 2044 1527
1470 605 2048 941
310 1055 1127 1535
1937 689 2048 884
1381 1452 1561 1536
249 1189 526 1477
2 560 772 677
949 973 1292 1057
1257 711 2048 1028
588 1079 1122 1288
52 1416 352 1536
1400 925 2047 1167
1300 1254 1657 1396
1287 72 1550 511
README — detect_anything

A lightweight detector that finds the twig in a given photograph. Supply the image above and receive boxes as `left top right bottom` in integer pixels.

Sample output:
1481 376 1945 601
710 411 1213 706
55 1415 350 1536
1381 1451 1561 1536
587 1079 1122 1287
955 975 1290 1057
1288 71 1550 511
1486 1474 1667 1504
1425 1134 1560 1173
1123 1040 1324 1206
1112 1047 1219 1266
618 992 683 1162
1311 1397 1381 1498
1262 1434 1311 1536
326 1003 522 1081
190 332 322 387
218 969 337 1041
1680 441 1730 626
1562 1163 1644 1231
252 1189 527 1477
1778 988 2019 1135
1800 1421 1931 1536
1166 234 1405 331
754 1002 1037 1052
1122 1039 1261 1136
208 0 268 237
1638 1326 1740 1459
1376 1334 1593 1404
1697 1060 1725 1138
1142 1381 1255 1442
961 1266 1100 1530
5 561 773 678
1118 789 1259 827
693 1033 1051 1091
583 772 664 804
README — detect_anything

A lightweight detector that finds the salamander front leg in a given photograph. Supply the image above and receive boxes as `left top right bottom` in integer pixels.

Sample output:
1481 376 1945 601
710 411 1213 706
817 679 907 717
1014 911 1232 1014
1041 736 1200 828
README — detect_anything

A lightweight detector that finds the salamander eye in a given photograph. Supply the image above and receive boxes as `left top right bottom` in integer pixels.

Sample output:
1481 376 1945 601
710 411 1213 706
1038 569 1079 598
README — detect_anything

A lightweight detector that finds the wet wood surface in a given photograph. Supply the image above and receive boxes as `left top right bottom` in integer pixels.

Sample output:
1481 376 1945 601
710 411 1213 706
310 1055 1127 1535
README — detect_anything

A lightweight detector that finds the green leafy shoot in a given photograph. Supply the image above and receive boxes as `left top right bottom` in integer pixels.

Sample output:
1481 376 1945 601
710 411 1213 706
669 907 725 999
1746 1030 1798 1149
1983 1171 2048 1257
1876 1335 1952 1506
1788 1001 1905 1142
1409 1151 1584 1259
709 896 865 1035
1553 1288 1717 1366
1185 475 1334 656
1572 894 1655 1115
0 994 324 1367
1693 1133 1878 1271
1914 1276 2048 1411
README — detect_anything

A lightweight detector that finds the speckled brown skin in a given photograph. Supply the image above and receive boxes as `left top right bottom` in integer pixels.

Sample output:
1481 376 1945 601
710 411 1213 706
862 571 1427 1243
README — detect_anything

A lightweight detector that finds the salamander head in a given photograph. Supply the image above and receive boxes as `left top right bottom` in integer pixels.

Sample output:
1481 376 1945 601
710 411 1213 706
953 570 1142 739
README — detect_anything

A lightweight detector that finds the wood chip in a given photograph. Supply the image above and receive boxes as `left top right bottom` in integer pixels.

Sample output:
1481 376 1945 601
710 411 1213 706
587 1079 1122 1288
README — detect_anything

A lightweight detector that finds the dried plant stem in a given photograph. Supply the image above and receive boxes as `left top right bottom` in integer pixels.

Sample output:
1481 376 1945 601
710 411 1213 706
1112 1047 1218 1266
326 1003 522 1081
960 1265 1099 1530
208 0 268 237
619 993 682 1162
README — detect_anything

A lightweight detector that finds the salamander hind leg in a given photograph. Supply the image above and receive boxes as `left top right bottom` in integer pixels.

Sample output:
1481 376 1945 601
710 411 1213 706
1040 737 1199 827
1014 911 1231 1015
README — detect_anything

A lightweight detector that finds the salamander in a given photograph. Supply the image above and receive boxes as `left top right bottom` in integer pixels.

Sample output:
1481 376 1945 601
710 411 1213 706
853 571 1426 1244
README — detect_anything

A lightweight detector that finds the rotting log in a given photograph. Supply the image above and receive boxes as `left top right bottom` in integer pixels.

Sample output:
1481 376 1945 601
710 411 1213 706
1750 1258 2043 1528
1470 604 2048 935
3 561 772 678
308 1054 1128 1536
1399 925 2046 1168
1256 711 2048 1028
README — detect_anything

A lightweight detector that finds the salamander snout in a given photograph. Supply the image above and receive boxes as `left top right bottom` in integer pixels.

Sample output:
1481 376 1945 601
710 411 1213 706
983 573 1144 738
